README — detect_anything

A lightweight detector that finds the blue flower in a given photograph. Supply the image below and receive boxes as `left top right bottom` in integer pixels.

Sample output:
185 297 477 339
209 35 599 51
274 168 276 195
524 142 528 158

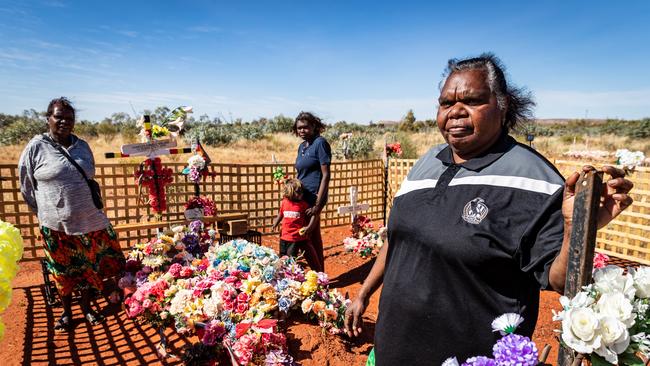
263 267 275 281
276 279 289 291
278 297 291 313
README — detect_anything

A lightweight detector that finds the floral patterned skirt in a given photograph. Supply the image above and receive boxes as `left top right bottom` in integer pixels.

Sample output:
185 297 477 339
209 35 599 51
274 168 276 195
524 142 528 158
41 224 126 296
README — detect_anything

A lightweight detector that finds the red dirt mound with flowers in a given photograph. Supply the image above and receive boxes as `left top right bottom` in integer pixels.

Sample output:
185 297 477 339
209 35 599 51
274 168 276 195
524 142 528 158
0 226 563 365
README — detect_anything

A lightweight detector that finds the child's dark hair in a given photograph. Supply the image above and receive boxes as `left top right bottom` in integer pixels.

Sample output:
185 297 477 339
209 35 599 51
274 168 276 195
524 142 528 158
282 178 304 201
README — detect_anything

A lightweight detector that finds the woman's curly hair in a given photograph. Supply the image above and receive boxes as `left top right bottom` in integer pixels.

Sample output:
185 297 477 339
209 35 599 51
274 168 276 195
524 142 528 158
292 111 326 135
440 53 535 132
46 97 76 120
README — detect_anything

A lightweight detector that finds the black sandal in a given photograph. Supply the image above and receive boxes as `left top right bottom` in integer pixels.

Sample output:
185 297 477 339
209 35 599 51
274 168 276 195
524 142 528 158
84 311 105 325
54 313 72 332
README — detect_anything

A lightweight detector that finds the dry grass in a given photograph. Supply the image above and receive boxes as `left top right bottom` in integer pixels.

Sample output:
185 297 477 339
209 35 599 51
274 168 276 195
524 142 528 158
1 132 648 165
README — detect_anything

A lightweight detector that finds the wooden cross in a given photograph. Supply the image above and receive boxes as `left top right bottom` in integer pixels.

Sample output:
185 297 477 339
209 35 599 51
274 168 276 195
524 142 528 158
104 115 193 216
558 170 603 366
337 186 370 223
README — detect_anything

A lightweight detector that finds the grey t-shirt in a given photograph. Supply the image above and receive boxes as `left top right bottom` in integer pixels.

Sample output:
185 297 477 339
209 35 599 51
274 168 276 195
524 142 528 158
18 134 109 235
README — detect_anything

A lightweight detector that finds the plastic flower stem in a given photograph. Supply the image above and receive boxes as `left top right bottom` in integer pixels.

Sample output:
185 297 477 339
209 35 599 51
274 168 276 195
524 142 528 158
194 182 200 197
570 354 583 366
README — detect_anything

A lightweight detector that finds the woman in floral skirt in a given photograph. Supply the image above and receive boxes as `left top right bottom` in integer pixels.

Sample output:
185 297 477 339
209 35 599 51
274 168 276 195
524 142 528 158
19 97 125 332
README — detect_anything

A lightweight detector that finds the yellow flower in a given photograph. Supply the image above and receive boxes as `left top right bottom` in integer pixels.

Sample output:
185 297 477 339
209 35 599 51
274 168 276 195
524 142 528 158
305 271 319 283
0 221 24 262
152 124 170 137
159 235 174 244
242 278 261 295
300 282 317 297
0 280 11 312
259 298 278 313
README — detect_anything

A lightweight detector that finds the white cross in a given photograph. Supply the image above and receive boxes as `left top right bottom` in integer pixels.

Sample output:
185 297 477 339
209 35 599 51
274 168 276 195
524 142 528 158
337 186 370 223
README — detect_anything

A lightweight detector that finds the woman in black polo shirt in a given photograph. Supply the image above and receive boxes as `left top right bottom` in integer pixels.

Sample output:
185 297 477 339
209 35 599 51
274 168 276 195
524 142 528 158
293 111 331 272
343 54 634 365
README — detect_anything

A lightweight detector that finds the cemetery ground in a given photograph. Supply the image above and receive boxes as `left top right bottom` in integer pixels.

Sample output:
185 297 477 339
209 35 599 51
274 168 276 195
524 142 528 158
0 225 563 366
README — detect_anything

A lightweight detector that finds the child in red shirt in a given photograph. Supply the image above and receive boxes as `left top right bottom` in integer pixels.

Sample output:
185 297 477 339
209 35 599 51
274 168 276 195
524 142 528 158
271 179 323 271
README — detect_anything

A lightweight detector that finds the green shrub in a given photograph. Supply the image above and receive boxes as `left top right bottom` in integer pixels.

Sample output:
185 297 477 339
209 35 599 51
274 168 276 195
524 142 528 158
185 124 235 146
237 123 266 141
74 121 98 137
333 134 375 160
0 119 46 145
265 115 294 133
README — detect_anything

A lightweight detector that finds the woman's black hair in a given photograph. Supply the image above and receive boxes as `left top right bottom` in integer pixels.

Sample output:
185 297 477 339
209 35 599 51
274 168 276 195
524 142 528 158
292 111 326 135
46 97 76 120
440 53 535 132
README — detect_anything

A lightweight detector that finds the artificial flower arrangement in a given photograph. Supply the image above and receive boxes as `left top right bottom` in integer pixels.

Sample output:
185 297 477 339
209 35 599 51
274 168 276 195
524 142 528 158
185 196 216 219
342 215 387 258
554 265 650 365
615 149 646 172
0 220 24 341
139 106 193 142
134 157 175 215
272 167 287 186
441 313 544 366
121 222 350 365
386 142 403 158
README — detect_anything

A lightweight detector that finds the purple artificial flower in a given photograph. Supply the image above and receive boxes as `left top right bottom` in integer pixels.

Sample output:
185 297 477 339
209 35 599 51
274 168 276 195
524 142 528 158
264 349 295 365
189 220 203 233
492 333 539 366
189 167 201 183
462 356 497 366
317 272 329 286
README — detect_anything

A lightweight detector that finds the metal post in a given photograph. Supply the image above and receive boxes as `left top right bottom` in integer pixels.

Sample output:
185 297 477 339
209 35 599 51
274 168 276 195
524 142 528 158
557 170 603 366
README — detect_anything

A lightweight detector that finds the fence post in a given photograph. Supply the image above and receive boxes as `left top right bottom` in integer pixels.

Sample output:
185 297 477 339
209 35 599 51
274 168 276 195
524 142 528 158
383 157 389 227
557 170 603 366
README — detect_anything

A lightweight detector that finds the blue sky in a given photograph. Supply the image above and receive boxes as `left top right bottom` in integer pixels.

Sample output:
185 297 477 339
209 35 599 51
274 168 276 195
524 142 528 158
1 0 649 123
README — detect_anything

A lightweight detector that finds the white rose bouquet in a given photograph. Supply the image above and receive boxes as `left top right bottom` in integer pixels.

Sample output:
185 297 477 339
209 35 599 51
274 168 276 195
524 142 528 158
554 265 650 365
615 149 645 172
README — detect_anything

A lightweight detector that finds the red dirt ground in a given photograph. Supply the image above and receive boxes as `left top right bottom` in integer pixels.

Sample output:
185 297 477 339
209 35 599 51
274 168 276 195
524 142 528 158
0 226 564 366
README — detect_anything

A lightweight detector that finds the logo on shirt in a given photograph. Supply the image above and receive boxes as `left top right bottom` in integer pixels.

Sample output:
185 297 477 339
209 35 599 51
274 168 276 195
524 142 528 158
462 197 488 224
284 211 300 219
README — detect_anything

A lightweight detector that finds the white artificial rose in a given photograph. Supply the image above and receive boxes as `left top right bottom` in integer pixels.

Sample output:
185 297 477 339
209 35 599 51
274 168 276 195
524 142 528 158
596 292 635 327
598 316 630 351
562 307 602 354
561 291 595 309
441 357 460 366
595 316 630 366
629 266 650 299
593 266 636 299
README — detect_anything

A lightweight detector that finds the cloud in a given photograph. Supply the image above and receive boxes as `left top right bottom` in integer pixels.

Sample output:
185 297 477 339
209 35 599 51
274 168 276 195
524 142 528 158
536 89 650 119
116 29 138 38
42 0 67 8
187 25 221 33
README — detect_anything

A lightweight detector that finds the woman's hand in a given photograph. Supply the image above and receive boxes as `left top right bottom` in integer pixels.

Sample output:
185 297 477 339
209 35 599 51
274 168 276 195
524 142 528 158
306 204 322 217
562 165 634 229
344 296 368 337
